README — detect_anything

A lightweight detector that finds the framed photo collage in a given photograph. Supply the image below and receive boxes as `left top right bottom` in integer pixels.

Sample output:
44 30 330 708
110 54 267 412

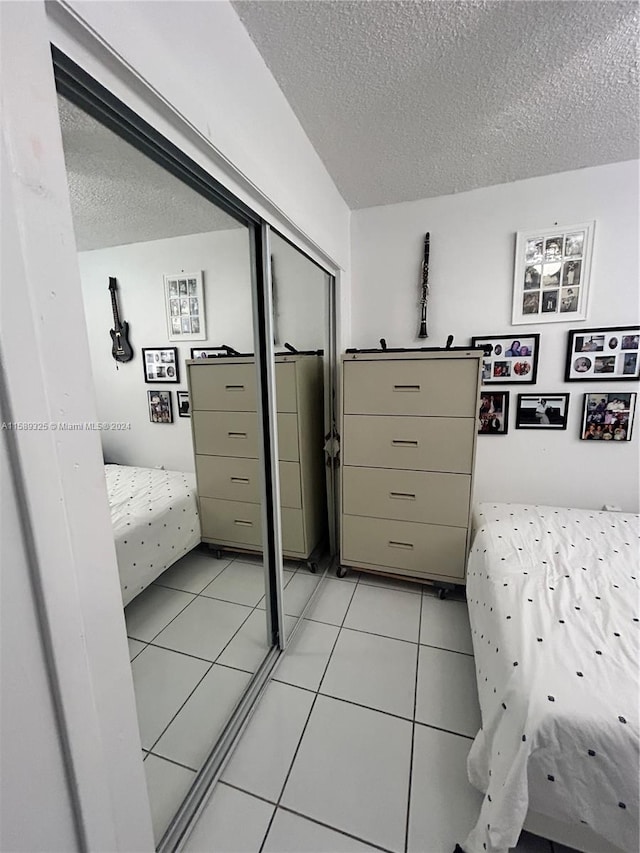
472 325 638 441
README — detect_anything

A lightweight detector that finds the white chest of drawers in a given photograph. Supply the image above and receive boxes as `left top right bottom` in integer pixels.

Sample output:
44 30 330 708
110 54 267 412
187 354 326 561
339 349 482 587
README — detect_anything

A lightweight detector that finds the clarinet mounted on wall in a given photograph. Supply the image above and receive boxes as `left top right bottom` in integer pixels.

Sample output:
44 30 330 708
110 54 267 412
418 232 430 339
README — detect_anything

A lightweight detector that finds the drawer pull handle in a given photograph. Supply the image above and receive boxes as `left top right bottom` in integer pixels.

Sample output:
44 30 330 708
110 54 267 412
388 540 414 550
392 439 418 447
234 519 253 527
228 431 248 439
389 492 416 500
230 477 250 484
225 384 245 391
393 384 420 392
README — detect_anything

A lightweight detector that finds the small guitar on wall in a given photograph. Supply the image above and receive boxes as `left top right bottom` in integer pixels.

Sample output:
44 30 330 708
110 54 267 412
108 276 134 363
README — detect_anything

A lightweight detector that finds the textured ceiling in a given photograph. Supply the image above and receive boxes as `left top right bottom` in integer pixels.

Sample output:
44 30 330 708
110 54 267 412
58 96 241 251
233 0 640 209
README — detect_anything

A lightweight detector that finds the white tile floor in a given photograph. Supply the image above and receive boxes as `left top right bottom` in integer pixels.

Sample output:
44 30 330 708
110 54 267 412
125 548 321 843
180 570 563 853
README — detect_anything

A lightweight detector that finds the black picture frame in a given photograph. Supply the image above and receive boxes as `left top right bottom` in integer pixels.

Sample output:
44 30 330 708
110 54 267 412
142 347 180 383
564 326 640 382
580 392 636 441
471 334 540 384
478 391 510 435
177 391 190 418
147 390 173 424
515 394 570 430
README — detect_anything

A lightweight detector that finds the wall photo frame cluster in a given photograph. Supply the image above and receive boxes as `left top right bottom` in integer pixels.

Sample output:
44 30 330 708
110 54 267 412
512 222 594 325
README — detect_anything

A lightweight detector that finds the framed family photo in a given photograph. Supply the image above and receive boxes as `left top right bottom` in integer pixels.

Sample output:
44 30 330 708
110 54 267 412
142 347 180 383
515 394 570 430
147 390 173 424
478 391 509 435
164 272 206 341
471 334 540 384
580 393 635 441
177 391 190 418
512 222 594 325
565 326 640 381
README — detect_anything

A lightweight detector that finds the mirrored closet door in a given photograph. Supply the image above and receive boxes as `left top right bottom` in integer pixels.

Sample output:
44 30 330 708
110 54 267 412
56 87 277 846
268 229 335 633
53 47 338 852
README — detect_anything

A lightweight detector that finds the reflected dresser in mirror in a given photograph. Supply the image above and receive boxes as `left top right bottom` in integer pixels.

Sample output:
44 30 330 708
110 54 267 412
187 354 326 568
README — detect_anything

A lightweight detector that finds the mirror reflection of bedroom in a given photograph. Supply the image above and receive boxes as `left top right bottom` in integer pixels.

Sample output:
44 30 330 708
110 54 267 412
57 93 331 843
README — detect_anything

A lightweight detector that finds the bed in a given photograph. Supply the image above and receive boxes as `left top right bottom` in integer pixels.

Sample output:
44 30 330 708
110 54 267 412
106 464 201 606
462 503 639 853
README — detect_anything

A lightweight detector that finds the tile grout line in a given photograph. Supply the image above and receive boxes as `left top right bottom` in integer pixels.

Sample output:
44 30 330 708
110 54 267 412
404 590 424 853
145 660 215 757
255 576 361 853
277 804 397 853
217 781 396 853
303 617 473 657
142 637 255 673
145 750 199 775
218 779 278 808
414 720 474 741
127 589 201 646
264 680 476 740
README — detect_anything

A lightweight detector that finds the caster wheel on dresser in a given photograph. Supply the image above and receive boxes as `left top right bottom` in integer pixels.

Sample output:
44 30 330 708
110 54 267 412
215 549 224 560
437 588 447 600
336 565 349 579
307 561 318 574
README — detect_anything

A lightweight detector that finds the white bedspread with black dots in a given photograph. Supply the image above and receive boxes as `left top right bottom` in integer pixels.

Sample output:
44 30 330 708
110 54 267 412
463 503 639 853
106 464 200 607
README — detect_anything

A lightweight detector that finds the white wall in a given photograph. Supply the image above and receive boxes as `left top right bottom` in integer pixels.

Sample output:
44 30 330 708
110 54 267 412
79 229 254 471
351 160 640 512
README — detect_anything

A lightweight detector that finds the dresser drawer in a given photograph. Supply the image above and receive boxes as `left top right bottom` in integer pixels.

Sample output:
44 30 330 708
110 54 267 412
343 467 471 527
200 498 304 553
195 455 301 508
343 415 474 474
193 411 299 461
343 358 478 417
189 361 297 413
342 515 467 579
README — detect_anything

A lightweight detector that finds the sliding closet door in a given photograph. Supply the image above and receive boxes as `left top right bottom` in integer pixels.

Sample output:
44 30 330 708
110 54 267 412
268 229 334 634
53 67 284 847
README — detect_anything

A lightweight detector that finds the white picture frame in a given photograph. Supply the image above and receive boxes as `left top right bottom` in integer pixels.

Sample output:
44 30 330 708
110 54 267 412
512 221 595 325
164 271 206 341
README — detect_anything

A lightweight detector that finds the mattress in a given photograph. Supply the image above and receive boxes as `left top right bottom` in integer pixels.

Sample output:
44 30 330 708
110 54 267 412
462 503 639 853
106 464 201 606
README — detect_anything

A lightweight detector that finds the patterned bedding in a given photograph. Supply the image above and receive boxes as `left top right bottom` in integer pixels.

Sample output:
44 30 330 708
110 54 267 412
463 503 639 853
106 465 200 606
